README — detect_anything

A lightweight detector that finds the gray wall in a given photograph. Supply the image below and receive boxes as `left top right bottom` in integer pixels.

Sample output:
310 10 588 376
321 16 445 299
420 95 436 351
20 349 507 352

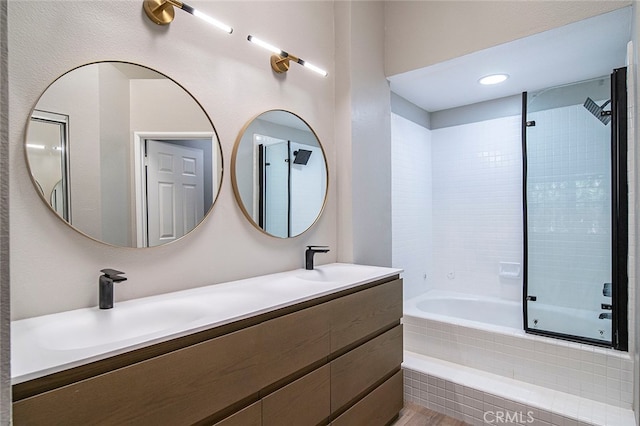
0 0 9 422
335 1 392 267
633 2 640 423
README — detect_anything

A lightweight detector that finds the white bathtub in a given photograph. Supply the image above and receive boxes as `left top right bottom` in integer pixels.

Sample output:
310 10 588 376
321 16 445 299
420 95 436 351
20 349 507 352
404 289 610 341
404 290 523 331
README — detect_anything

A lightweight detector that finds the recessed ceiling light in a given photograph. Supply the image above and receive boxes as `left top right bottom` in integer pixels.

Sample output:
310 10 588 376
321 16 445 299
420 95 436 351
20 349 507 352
479 74 509 85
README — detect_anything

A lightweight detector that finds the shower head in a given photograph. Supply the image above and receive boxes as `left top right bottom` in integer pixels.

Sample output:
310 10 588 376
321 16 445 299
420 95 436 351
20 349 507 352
293 149 312 165
583 97 611 125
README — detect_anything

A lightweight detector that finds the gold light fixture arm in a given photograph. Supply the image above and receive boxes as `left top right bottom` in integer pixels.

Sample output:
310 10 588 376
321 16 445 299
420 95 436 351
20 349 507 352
270 53 301 74
143 0 180 25
143 0 233 33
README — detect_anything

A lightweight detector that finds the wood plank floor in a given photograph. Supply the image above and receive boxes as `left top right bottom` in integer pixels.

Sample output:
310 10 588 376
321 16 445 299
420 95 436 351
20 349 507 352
392 402 469 426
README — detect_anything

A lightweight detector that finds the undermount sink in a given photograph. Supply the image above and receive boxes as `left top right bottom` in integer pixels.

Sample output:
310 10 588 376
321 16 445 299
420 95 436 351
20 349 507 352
295 263 379 283
34 299 209 351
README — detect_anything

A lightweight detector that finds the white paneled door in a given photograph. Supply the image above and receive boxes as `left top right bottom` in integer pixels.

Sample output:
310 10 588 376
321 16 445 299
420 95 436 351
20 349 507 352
146 140 205 247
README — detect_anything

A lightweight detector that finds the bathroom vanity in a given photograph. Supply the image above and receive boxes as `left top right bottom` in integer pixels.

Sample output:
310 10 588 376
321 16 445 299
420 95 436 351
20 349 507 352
12 263 403 425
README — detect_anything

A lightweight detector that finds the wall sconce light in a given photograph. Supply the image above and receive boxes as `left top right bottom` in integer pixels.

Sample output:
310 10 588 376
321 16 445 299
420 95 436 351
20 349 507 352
143 0 233 34
247 35 327 77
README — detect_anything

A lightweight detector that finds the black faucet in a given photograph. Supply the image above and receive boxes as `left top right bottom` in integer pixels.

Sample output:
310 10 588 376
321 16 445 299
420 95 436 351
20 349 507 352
305 246 329 270
99 269 127 309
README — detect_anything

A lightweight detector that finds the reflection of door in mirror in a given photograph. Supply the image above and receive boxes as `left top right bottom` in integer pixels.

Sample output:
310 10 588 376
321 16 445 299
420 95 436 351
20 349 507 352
255 134 326 238
145 140 206 247
134 134 216 247
27 111 70 221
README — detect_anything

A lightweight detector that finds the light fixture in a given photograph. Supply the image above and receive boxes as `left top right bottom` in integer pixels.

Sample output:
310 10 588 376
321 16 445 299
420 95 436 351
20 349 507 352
247 35 328 77
479 74 509 85
143 0 233 34
26 144 46 150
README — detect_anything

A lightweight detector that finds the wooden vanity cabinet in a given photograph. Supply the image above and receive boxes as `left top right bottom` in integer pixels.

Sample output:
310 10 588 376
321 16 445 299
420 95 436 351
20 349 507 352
13 324 267 425
214 402 262 426
13 277 403 426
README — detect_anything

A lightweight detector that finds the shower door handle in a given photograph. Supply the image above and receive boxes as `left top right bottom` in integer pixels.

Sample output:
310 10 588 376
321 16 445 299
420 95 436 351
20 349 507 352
526 295 537 301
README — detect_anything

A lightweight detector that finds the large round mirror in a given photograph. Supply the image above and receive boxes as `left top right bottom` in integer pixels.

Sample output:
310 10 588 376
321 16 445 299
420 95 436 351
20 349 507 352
232 110 328 238
25 61 223 248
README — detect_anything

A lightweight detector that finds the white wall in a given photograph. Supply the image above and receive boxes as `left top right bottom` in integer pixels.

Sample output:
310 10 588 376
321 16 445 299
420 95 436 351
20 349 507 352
9 0 337 320
391 113 432 300
99 63 131 246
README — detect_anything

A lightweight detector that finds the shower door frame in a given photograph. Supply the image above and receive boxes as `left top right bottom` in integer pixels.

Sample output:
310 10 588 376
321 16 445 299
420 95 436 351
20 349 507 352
522 67 628 350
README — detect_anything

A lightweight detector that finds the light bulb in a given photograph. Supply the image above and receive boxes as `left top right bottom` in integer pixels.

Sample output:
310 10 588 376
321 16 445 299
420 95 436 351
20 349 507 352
479 74 509 85
247 35 283 55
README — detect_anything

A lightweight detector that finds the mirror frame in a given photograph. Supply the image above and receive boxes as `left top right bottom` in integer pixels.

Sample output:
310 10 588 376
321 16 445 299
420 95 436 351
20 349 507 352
231 109 329 238
24 60 224 248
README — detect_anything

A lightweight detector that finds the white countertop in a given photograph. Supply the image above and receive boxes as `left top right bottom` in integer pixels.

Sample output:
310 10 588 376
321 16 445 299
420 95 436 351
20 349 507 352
12 263 402 384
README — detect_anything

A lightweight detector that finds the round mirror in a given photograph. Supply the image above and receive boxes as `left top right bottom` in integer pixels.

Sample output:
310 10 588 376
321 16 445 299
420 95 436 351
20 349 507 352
231 110 328 238
25 61 223 248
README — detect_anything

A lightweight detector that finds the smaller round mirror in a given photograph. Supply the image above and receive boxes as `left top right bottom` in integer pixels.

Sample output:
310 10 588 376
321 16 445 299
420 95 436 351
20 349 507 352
232 110 328 238
25 61 223 248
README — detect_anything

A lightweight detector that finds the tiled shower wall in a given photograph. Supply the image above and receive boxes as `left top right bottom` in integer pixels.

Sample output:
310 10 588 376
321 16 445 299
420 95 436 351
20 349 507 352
430 115 523 300
392 113 523 301
391 113 432 300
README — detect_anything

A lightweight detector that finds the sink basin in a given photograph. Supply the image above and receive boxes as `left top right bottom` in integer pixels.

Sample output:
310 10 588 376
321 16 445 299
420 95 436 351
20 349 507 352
295 264 380 283
33 299 209 351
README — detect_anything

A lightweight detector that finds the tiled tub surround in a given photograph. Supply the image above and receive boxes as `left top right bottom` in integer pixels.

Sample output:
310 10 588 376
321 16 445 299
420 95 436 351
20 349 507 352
403 356 636 426
402 301 636 426
403 309 633 408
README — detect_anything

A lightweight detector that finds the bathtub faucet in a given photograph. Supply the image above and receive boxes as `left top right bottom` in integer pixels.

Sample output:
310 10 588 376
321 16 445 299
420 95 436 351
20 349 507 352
305 246 329 270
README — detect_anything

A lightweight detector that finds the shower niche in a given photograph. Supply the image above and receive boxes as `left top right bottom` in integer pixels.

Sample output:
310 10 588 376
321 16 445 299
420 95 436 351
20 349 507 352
522 68 628 350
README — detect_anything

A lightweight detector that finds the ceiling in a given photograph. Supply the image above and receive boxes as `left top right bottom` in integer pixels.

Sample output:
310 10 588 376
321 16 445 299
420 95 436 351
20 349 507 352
388 7 632 113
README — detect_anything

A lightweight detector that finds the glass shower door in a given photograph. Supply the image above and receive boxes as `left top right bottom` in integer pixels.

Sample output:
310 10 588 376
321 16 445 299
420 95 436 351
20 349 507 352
524 76 616 345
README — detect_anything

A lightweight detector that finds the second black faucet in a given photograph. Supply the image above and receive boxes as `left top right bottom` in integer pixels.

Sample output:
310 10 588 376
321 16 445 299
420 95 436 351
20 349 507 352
305 246 329 270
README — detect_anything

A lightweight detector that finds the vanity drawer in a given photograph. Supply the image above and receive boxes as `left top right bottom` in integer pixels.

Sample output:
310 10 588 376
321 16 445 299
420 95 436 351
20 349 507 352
330 324 403 413
331 370 403 426
261 302 330 387
214 401 262 426
330 279 402 352
262 364 330 426
13 325 264 426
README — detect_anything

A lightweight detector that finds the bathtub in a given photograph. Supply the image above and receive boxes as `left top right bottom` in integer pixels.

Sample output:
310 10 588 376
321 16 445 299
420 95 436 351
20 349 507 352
404 290 522 331
404 289 610 341
402 289 632 409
